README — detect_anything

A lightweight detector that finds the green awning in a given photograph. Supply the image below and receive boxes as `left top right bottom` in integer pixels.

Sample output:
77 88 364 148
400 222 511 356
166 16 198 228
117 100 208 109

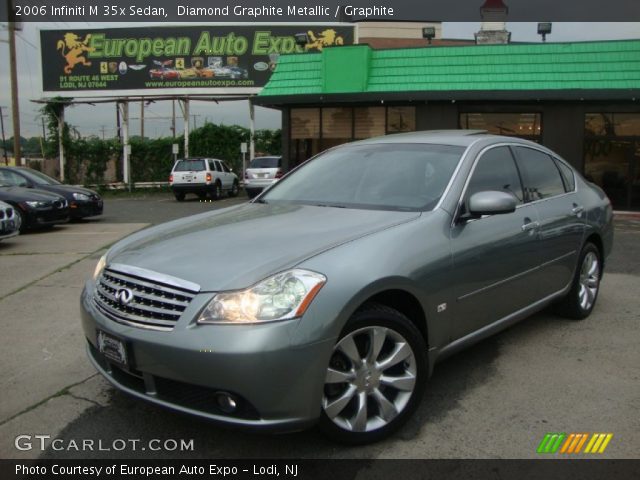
256 40 640 104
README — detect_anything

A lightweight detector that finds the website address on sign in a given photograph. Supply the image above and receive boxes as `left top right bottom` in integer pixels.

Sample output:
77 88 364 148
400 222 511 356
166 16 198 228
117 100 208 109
145 79 255 88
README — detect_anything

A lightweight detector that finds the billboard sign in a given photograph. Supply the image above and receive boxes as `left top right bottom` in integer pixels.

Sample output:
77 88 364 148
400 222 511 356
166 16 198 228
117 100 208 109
39 24 355 97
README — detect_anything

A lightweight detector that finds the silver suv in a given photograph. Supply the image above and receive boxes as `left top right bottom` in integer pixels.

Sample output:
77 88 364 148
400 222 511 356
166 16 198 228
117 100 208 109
244 156 283 198
170 158 239 201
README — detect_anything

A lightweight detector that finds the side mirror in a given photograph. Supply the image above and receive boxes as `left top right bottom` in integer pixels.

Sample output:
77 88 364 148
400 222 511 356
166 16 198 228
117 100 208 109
468 191 517 217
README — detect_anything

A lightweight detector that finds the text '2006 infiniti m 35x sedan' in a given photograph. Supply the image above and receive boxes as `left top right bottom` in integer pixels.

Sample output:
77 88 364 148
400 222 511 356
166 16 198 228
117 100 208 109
81 131 613 443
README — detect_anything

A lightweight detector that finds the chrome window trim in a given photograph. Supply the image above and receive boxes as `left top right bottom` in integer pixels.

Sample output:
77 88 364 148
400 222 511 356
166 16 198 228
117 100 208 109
451 142 580 226
107 263 201 293
434 136 487 212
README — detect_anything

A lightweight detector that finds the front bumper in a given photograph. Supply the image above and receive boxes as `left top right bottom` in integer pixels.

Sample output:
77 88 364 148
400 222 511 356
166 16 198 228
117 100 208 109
80 283 333 431
23 206 69 228
71 200 103 218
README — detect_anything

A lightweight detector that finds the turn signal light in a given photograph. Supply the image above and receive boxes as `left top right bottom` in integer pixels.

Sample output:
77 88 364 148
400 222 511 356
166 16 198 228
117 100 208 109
169 174 173 183
206 173 212 183
275 169 284 179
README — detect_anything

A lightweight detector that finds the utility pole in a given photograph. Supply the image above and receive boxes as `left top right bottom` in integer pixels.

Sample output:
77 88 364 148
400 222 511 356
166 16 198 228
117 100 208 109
140 100 145 139
171 99 176 137
0 106 8 165
8 0 22 164
100 125 106 140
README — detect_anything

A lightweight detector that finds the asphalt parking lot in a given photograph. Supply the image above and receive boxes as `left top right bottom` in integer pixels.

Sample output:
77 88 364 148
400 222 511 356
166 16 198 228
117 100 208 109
0 192 638 459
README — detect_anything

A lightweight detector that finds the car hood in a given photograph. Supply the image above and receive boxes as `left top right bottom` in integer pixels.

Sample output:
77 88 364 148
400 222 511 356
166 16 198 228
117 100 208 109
0 186 65 202
37 184 98 198
106 202 420 291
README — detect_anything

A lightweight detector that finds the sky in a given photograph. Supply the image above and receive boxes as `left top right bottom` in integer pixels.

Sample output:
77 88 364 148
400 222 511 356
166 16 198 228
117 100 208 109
0 21 639 141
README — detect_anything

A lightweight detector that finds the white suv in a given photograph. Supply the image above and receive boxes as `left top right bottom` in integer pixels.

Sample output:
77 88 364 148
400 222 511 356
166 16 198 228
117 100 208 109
244 156 283 198
170 158 239 201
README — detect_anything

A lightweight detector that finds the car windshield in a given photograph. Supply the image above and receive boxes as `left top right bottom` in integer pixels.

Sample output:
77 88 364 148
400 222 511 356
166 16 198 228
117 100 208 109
261 143 465 211
18 169 61 185
174 159 205 171
250 157 281 169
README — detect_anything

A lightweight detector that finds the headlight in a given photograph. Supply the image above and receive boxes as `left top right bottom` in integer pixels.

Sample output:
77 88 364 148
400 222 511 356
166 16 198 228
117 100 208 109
93 254 107 281
25 200 47 208
73 192 90 201
198 269 326 324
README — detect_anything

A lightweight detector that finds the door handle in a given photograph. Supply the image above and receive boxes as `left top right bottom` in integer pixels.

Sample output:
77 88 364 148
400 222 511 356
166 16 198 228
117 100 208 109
572 205 585 216
521 221 539 232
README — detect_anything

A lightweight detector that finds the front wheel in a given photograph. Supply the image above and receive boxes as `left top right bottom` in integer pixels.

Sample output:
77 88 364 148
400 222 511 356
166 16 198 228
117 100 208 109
556 242 602 320
15 208 26 232
229 181 239 197
318 303 427 444
174 192 185 202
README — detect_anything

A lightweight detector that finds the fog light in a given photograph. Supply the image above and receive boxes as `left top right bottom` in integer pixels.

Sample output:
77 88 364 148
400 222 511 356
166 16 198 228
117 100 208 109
215 392 237 413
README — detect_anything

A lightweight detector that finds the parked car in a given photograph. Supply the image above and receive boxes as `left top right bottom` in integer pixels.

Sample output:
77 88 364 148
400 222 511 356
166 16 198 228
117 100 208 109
82 131 613 444
244 156 283 198
0 200 20 241
169 158 239 201
0 176 69 232
0 167 103 220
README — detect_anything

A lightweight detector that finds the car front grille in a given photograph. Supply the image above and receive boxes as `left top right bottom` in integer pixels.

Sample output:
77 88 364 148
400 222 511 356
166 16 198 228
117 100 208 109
94 265 199 331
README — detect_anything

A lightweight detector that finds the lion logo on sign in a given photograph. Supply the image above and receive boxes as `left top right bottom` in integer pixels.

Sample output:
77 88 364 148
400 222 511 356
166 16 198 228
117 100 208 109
305 29 345 51
56 33 95 75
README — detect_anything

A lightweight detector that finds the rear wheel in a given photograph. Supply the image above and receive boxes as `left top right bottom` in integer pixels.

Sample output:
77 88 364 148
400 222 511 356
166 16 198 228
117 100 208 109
212 181 222 200
174 192 185 202
318 303 427 444
556 242 601 320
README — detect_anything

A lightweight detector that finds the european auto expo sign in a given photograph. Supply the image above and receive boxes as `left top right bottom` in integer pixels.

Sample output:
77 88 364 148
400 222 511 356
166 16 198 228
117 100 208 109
39 24 355 96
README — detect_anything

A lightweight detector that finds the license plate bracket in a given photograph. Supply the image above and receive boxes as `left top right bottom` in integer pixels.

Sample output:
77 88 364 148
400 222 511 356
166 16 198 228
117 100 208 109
97 330 128 367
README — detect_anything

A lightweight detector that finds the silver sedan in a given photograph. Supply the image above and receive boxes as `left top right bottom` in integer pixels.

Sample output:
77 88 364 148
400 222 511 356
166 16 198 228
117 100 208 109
81 131 613 443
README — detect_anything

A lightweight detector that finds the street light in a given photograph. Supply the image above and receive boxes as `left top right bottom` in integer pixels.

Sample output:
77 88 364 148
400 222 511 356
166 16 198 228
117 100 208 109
538 22 552 42
422 27 436 45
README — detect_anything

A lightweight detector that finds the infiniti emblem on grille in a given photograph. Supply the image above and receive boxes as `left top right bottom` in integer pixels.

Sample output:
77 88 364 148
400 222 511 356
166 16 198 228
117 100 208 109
115 288 134 305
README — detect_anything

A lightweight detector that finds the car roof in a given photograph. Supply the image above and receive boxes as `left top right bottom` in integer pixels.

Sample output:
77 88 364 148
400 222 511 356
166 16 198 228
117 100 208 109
350 130 535 148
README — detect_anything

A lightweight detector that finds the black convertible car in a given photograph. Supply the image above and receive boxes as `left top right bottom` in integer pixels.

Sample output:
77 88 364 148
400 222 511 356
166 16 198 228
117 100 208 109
0 167 103 219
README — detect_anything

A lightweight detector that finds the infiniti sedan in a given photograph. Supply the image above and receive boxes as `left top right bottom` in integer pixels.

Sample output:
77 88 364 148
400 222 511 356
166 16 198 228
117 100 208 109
81 131 613 443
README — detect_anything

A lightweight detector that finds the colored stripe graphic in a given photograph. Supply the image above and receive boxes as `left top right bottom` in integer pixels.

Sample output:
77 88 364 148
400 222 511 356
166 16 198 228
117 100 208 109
537 433 566 454
538 433 613 454
584 433 614 454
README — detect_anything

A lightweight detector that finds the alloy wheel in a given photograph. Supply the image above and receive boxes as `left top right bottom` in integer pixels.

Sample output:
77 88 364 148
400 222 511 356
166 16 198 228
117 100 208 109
322 326 417 433
578 251 600 311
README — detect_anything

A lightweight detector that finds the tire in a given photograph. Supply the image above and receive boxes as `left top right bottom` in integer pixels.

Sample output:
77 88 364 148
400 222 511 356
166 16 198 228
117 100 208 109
15 208 26 233
318 303 427 444
556 242 602 320
174 192 185 202
197 192 207 201
246 188 259 199
212 181 222 200
229 181 239 198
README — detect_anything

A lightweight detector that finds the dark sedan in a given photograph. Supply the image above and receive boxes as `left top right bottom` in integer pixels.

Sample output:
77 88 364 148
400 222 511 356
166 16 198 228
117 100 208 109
0 167 103 219
0 182 69 231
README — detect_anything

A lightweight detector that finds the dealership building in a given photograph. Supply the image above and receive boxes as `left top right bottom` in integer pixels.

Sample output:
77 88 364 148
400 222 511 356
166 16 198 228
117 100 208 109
255 38 640 211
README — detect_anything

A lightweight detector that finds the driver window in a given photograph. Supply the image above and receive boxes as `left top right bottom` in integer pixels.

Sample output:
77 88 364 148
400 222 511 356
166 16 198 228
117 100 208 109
465 147 524 209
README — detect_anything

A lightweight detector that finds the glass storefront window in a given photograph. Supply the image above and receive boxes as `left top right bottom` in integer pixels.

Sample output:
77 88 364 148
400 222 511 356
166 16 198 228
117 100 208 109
387 107 416 133
354 107 385 139
322 107 353 150
459 113 542 140
290 108 321 168
584 113 640 210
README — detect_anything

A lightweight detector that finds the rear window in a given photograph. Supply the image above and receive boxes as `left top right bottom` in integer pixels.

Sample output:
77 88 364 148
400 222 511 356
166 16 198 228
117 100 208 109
250 157 281 169
174 159 205 171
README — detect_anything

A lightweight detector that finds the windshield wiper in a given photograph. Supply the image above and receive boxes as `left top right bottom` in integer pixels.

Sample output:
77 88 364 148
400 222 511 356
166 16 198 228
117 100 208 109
254 198 268 204
310 203 346 208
